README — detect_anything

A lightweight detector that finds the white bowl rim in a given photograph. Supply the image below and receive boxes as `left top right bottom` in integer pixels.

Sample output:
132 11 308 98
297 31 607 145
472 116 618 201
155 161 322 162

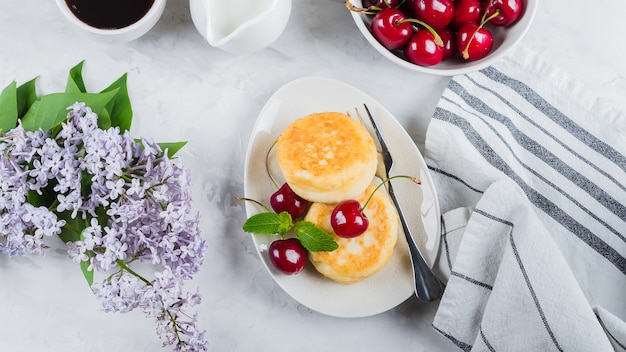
55 0 166 37
349 0 539 76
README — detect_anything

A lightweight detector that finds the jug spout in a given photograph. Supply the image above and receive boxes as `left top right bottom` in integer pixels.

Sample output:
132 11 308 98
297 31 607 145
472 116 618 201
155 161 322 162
189 0 292 54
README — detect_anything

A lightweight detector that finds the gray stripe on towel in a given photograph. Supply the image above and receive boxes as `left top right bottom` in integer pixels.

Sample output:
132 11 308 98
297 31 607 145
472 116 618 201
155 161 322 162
480 66 626 173
432 324 473 352
475 208 564 352
447 79 626 222
432 107 626 275
439 97 625 244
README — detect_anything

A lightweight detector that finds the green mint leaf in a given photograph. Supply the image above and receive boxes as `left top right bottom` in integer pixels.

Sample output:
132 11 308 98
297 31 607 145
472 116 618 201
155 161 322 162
275 212 294 235
294 221 338 252
243 211 293 236
0 80 17 132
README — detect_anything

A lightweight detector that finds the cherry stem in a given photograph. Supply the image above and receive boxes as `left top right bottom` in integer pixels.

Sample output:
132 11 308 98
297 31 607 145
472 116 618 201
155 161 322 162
265 139 280 189
400 19 444 47
360 175 421 211
482 7 501 25
480 0 495 23
462 9 500 59
236 196 272 213
344 0 380 14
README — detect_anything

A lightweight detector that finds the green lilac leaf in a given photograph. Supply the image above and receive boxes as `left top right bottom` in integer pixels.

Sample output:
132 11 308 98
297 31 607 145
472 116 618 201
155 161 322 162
67 60 87 93
21 90 118 131
95 103 112 130
80 170 93 199
26 187 55 208
80 259 94 287
101 73 132 132
135 140 188 158
94 206 109 227
294 221 338 252
16 77 38 118
77 221 94 287
158 141 187 158
0 80 17 132
57 211 88 243
242 211 293 236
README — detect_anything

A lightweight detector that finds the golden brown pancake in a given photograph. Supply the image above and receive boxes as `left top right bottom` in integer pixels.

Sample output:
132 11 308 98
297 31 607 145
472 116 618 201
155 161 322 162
276 112 377 204
305 183 398 284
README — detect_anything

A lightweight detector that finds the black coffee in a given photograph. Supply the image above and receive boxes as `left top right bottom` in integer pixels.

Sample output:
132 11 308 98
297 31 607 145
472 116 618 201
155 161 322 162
65 0 156 29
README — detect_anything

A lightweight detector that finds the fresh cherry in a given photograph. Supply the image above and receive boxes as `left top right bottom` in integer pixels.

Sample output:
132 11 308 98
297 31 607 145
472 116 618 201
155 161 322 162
449 0 483 29
268 238 307 274
346 0 525 68
437 27 456 61
483 0 523 27
404 29 443 66
329 176 421 238
412 0 455 29
331 199 369 238
270 183 309 219
457 22 494 60
370 8 414 50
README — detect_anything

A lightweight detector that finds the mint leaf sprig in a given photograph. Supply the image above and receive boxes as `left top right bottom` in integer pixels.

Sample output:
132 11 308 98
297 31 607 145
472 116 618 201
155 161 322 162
238 197 339 252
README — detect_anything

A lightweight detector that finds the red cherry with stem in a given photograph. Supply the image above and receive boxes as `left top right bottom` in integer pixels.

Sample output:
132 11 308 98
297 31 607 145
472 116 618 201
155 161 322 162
270 183 309 219
331 199 369 238
330 175 421 238
483 0 523 27
437 27 456 61
412 0 454 29
404 29 443 66
397 16 444 66
370 8 414 50
457 22 494 60
268 238 307 274
449 0 483 30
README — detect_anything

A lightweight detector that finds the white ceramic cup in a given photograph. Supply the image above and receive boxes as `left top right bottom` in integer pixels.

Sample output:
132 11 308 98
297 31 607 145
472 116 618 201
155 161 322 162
55 0 167 43
189 0 292 54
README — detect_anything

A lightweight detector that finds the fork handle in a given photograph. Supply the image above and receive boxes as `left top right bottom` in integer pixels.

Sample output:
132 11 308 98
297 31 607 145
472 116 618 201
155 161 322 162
389 183 443 302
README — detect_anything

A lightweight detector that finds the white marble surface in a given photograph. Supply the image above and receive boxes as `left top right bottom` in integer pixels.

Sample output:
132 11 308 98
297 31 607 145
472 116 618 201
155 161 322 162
0 0 625 351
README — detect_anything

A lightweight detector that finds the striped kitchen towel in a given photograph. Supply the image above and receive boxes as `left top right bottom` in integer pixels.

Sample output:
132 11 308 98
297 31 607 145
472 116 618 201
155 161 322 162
425 45 626 352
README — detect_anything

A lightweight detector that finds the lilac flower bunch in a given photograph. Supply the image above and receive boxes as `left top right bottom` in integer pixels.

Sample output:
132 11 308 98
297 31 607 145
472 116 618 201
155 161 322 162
0 102 207 351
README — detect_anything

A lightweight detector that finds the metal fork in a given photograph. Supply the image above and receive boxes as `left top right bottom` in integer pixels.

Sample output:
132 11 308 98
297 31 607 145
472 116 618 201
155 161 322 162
358 104 443 302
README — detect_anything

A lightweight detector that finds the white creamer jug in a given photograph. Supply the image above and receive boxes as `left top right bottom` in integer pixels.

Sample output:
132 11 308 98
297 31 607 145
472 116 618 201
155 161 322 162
189 0 292 54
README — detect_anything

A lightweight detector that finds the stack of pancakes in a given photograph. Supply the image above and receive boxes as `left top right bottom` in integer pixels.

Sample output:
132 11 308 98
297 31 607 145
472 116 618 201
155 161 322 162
276 112 398 284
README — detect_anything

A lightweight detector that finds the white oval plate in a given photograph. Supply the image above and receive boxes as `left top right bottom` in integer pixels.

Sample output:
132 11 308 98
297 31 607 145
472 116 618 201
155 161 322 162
243 76 441 318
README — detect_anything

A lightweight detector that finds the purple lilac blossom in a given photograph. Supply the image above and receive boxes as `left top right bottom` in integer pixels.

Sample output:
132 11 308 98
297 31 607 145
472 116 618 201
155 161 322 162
0 102 207 351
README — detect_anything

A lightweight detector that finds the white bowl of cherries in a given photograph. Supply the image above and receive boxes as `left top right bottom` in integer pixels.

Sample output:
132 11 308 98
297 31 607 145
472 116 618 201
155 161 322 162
346 0 538 76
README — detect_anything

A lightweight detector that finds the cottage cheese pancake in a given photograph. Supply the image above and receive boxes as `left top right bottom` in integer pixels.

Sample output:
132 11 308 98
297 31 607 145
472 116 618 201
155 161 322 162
276 112 377 204
305 183 398 284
